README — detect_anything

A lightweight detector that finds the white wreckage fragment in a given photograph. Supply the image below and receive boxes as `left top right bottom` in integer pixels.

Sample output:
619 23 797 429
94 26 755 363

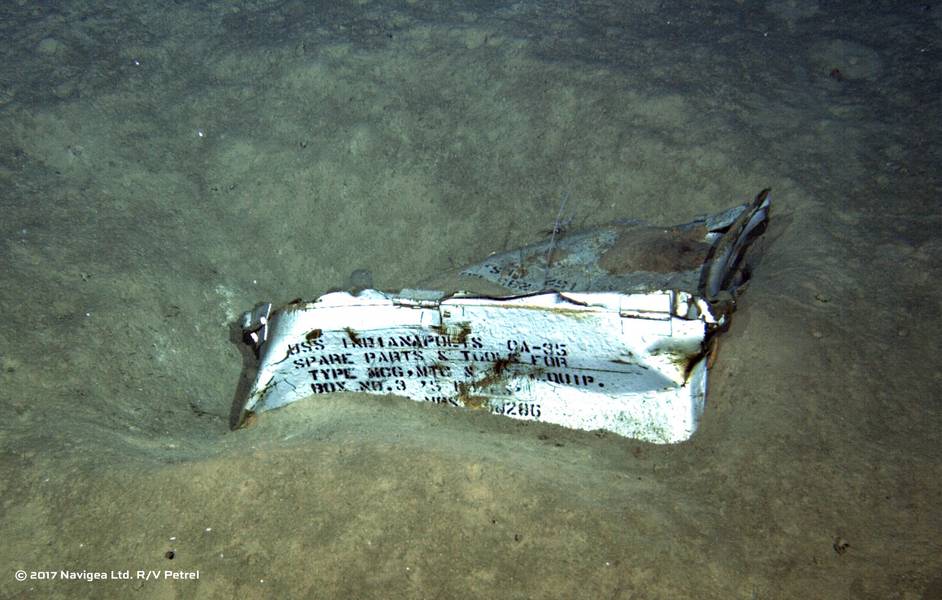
234 190 771 443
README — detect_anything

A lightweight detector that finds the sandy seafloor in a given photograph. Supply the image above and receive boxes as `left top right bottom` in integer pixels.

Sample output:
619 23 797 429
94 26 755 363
1 0 940 598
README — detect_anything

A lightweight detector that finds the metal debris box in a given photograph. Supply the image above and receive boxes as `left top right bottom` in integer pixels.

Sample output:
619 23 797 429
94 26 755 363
234 190 771 443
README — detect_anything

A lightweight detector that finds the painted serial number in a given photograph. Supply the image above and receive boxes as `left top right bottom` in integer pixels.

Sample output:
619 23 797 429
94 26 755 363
491 401 542 418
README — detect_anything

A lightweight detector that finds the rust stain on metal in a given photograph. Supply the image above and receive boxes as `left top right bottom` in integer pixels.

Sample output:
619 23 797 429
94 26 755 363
238 411 258 429
344 326 360 344
432 321 472 345
600 225 711 274
453 321 472 344
454 352 523 409
456 384 490 410
706 336 720 370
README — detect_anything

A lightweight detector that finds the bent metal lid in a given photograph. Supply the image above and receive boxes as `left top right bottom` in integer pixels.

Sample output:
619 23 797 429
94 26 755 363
233 190 771 444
